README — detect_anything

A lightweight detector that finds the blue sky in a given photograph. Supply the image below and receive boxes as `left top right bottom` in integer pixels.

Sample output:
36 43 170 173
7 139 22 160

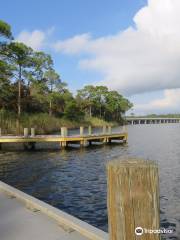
1 0 145 91
1 0 145 35
2 0 180 115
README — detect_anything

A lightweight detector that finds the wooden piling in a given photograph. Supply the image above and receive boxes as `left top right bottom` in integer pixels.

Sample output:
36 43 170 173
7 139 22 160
24 128 29 137
31 128 35 137
60 127 68 148
80 140 87 147
61 127 68 137
107 158 160 240
60 141 67 148
80 126 84 136
88 126 92 135
0 128 2 136
108 126 112 134
102 125 107 134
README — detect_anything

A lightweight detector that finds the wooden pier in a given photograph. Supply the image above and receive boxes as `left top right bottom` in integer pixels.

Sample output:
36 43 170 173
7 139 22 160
0 126 128 149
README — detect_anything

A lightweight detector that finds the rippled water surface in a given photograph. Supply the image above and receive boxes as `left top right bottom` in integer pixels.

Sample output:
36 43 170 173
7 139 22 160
0 125 179 239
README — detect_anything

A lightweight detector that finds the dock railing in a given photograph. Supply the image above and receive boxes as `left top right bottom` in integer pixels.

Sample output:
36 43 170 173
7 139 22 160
107 158 160 240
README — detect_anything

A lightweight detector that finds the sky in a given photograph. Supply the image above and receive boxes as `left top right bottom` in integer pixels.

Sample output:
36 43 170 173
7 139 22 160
1 0 180 115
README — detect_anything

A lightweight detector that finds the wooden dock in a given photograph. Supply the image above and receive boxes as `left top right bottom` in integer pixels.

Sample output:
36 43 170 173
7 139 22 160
0 126 128 149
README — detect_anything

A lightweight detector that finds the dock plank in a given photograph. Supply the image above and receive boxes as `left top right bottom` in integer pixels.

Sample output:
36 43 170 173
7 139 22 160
0 133 127 145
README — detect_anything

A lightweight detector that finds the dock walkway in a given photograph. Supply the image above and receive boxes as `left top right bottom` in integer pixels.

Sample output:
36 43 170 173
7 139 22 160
0 132 127 149
0 181 108 240
0 191 86 240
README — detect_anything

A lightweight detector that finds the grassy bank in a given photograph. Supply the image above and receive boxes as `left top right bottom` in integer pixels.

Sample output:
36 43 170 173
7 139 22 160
0 111 117 135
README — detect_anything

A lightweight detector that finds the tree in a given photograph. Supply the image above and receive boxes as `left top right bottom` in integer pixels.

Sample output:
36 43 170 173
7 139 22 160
44 69 67 116
77 85 133 122
5 42 33 117
76 85 97 117
0 20 13 39
91 86 108 118
24 52 53 111
0 20 13 110
30 51 53 81
64 100 84 121
77 85 108 118
0 20 13 79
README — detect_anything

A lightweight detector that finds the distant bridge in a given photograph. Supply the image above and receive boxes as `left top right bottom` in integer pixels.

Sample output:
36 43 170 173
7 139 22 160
126 117 180 125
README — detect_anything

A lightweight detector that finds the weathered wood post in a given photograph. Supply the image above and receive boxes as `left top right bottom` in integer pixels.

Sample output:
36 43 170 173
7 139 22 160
107 159 160 240
102 125 107 134
108 126 112 134
80 126 84 136
80 126 87 146
31 128 35 137
60 127 68 148
24 128 29 137
88 126 92 135
61 127 67 137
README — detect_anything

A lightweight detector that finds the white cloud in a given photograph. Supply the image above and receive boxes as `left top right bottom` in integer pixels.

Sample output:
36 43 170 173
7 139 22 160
134 89 180 114
16 30 45 50
52 0 180 96
53 33 91 54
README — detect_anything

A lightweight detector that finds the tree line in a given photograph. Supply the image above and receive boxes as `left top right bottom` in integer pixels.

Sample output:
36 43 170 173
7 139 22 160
0 20 133 124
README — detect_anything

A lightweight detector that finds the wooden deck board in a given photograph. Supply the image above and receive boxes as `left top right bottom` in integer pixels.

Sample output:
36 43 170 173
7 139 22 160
0 133 127 143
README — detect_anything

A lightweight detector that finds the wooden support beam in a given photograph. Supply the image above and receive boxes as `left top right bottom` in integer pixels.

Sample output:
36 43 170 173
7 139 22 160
107 159 160 240
60 141 67 148
103 137 107 143
80 140 87 147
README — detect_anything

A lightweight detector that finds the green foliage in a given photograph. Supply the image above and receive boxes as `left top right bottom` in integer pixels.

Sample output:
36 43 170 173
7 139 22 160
0 20 13 39
77 85 132 122
64 101 84 121
85 116 116 127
